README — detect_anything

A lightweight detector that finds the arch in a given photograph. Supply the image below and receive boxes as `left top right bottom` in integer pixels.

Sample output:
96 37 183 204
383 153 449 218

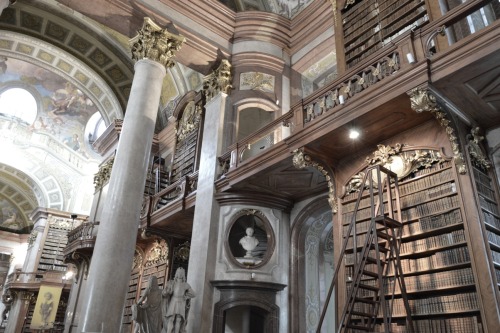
290 196 334 333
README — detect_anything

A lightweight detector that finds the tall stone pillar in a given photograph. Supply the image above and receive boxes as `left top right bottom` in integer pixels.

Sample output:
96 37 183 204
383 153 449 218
186 61 232 332
78 18 184 333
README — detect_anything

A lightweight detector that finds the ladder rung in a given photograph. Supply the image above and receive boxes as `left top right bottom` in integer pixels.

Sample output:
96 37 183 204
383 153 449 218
358 283 379 292
350 310 376 318
345 324 370 331
355 297 377 304
370 242 389 252
365 257 384 265
375 215 403 228
362 270 379 278
376 231 392 240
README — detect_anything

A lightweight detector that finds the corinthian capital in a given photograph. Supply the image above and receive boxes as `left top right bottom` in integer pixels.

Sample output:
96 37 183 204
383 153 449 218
129 17 185 69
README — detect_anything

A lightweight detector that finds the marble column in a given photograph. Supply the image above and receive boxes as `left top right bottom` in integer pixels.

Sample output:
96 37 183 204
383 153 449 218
78 18 184 333
187 62 232 331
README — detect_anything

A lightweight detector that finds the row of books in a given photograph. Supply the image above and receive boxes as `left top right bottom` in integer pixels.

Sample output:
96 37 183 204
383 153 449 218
483 211 500 230
479 196 499 215
401 195 460 222
400 182 456 207
490 249 500 264
387 246 470 274
472 167 492 188
486 230 500 246
400 230 465 254
403 209 462 237
385 267 474 293
142 263 167 276
399 167 452 196
372 316 481 333
388 291 478 315
476 181 495 200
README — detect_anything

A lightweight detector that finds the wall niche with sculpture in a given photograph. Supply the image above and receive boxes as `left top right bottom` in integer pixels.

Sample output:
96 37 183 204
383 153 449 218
226 209 274 268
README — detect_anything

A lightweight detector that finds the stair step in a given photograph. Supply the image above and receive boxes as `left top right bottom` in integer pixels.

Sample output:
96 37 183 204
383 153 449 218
350 310 375 318
345 324 370 331
375 215 403 228
355 297 377 304
376 231 393 240
362 270 379 278
357 283 379 292
365 257 385 265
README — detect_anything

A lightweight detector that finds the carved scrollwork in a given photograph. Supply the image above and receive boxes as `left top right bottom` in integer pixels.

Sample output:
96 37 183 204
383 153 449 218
346 144 446 194
132 248 143 271
27 230 38 248
292 148 337 213
129 17 185 69
94 157 114 190
408 87 466 174
174 241 191 262
203 59 233 101
144 239 168 267
176 101 202 142
468 127 491 170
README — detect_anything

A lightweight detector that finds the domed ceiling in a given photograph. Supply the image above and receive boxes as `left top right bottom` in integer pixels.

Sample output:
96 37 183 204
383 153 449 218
218 0 315 18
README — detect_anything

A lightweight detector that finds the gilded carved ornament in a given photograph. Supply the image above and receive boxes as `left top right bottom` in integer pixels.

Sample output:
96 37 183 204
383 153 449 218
27 230 38 248
94 157 114 190
144 239 168 267
292 148 337 213
132 249 143 271
408 87 466 174
203 59 233 101
468 127 491 170
174 241 190 262
176 101 202 141
129 17 185 69
345 144 446 194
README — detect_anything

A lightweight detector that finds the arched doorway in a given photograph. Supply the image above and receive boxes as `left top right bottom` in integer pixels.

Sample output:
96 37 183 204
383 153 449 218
290 196 335 333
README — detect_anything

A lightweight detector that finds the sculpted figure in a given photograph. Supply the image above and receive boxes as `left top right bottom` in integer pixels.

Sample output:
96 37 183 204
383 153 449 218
162 268 195 333
134 276 163 333
239 227 259 258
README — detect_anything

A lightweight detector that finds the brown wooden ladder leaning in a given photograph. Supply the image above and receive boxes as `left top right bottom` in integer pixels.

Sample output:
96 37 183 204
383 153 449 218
317 165 414 333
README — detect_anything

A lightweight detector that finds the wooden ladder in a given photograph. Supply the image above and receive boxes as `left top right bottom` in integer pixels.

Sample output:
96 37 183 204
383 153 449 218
317 165 413 333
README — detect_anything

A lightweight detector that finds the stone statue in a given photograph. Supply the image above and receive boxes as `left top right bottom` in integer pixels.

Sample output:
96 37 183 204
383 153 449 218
134 276 163 333
239 227 259 258
162 268 195 333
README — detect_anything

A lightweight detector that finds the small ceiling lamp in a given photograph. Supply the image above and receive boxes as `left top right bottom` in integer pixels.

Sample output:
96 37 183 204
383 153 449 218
349 129 360 139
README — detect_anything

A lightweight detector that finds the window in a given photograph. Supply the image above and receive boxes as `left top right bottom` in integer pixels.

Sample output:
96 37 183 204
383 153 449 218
0 88 38 124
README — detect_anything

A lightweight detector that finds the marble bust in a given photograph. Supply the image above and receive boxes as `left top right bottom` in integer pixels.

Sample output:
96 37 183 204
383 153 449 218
239 227 259 258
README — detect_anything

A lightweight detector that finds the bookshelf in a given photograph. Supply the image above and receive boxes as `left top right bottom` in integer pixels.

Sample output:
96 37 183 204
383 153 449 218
122 241 169 332
341 0 428 68
341 156 482 331
37 221 71 274
170 129 198 183
472 165 500 289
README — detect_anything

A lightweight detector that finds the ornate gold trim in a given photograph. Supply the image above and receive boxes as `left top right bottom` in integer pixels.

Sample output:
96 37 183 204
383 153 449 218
346 144 446 194
27 230 38 248
292 148 337 213
129 17 185 69
203 59 233 101
176 101 202 141
408 87 466 174
468 127 491 170
144 239 168 267
94 157 114 190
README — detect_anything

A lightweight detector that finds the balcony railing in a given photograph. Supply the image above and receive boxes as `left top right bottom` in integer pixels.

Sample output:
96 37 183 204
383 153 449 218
4 270 72 291
63 221 99 256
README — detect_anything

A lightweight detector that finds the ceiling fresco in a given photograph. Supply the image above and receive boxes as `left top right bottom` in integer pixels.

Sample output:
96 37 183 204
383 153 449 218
219 0 314 18
0 57 99 160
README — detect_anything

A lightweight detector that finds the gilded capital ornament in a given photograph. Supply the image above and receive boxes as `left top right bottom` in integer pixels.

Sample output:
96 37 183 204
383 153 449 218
203 59 233 101
408 87 467 174
129 17 185 69
94 157 114 190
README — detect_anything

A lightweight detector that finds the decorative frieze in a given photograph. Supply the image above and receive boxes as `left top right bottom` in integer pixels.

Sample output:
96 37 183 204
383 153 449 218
129 17 185 69
408 87 466 174
240 72 274 92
